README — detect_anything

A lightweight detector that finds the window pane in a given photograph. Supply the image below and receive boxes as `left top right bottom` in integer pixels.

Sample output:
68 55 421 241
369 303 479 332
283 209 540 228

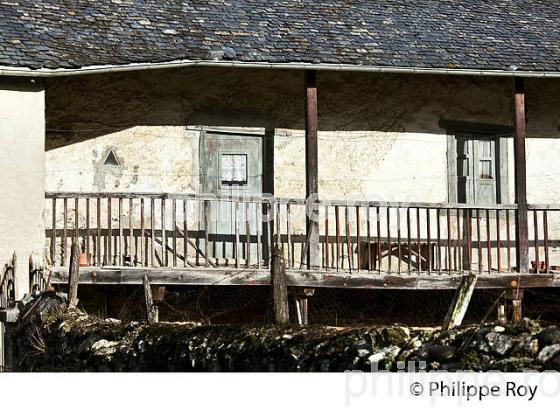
457 157 469 176
479 140 492 157
480 160 492 179
221 154 247 183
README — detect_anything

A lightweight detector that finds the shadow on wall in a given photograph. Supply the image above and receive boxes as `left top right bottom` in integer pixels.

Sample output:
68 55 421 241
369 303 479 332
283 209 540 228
43 66 552 151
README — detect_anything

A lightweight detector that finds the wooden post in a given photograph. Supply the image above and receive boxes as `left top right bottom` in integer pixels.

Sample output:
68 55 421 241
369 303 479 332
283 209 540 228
295 288 314 325
506 289 524 323
67 241 80 308
271 245 289 324
143 274 158 324
514 77 529 273
442 272 478 330
305 70 320 269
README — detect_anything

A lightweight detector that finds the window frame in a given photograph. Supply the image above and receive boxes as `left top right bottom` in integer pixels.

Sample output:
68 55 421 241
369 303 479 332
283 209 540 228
441 120 511 205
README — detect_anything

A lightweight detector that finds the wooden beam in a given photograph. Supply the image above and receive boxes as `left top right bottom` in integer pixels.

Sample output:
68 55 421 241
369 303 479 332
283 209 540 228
305 70 320 269
143 274 158 324
48 266 560 289
442 273 478 330
271 245 289 324
514 77 529 273
68 241 80 308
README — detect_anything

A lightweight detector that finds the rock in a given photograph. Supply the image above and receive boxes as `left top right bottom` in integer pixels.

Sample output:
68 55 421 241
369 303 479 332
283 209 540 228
537 344 560 363
481 332 514 356
91 339 119 357
425 345 456 361
223 47 237 59
377 326 410 346
537 326 560 346
367 346 400 364
356 348 370 357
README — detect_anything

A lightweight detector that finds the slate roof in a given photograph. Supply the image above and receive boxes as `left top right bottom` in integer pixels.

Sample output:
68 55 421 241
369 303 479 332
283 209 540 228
1 0 560 72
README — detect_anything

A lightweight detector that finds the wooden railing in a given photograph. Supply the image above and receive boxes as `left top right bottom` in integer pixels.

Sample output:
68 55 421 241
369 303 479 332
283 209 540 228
527 205 560 273
44 192 537 275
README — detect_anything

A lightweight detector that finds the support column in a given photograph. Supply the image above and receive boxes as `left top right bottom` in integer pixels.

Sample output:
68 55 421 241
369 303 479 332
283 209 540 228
305 70 320 269
513 78 529 273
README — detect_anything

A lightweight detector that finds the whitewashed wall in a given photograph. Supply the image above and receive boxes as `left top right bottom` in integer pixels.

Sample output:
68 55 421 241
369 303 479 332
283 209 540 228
0 78 45 298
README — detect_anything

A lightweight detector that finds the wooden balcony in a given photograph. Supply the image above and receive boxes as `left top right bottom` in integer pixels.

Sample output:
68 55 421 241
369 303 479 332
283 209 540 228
44 192 560 290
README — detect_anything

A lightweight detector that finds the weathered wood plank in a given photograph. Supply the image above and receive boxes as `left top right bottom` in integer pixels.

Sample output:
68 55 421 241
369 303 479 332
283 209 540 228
68 241 80 308
48 267 560 289
442 272 478 330
271 245 289 324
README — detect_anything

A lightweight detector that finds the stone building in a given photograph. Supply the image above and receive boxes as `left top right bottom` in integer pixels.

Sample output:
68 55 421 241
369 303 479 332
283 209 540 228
1 1 560 302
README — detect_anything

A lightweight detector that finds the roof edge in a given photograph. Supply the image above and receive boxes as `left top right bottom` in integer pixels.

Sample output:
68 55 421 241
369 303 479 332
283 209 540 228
1 59 560 78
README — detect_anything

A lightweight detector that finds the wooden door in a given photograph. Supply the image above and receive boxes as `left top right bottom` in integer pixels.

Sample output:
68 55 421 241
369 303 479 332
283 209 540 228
456 134 498 204
200 131 263 259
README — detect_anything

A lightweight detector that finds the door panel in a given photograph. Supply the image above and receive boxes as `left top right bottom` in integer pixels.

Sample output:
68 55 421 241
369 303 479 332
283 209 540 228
200 132 263 259
455 135 498 205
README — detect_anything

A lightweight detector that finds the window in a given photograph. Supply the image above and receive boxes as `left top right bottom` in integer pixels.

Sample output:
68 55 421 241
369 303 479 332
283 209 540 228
103 150 120 166
442 120 510 206
453 135 499 205
220 153 247 185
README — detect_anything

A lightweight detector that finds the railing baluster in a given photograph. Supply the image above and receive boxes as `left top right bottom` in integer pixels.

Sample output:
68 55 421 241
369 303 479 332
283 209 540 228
467 209 472 272
544 210 549 273
235 201 240 269
366 205 371 271
325 205 330 270
256 202 262 269
183 199 188 268
86 198 90 265
118 197 123 266
426 208 431 274
173 199 177 267
204 199 210 268
356 206 361 272
97 197 101 266
436 208 441 273
150 198 155 267
63 198 68 266
476 209 482 273
457 208 462 272
74 198 79 242
266 201 272 266
51 197 56 265
287 203 292 268
534 210 539 273
107 197 112 266
496 209 501 273
416 208 421 272
397 207 401 274
161 197 167 267
376 206 381 273
387 206 391 273
335 205 341 271
486 209 491 273
141 198 145 266
345 206 352 272
446 209 451 274
246 201 251 267
129 198 134 266
506 209 511 272
407 207 411 274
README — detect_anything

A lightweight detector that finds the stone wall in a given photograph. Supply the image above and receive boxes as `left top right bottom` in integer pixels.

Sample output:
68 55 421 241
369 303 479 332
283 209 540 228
42 68 560 267
0 78 45 298
44 68 560 203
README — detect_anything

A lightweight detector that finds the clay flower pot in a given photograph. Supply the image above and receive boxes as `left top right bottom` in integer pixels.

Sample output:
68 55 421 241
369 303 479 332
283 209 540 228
79 252 91 267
